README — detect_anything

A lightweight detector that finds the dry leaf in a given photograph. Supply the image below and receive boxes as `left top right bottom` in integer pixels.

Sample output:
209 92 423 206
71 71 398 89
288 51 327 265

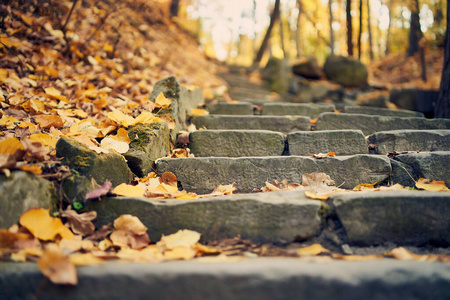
110 230 150 249
415 178 450 192
85 180 112 200
332 254 382 261
190 108 209 116
117 246 163 262
163 247 197 260
19 208 74 241
297 244 330 256
387 247 422 260
60 208 97 236
157 229 201 251
69 253 105 266
38 244 77 285
312 152 335 159
353 183 376 191
0 137 25 155
155 92 172 108
35 115 64 129
113 214 148 235
113 183 145 197
59 239 94 253
159 172 178 187
100 136 129 153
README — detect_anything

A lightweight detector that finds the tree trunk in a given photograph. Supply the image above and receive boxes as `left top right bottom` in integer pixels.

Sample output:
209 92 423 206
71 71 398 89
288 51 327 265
385 0 393 56
367 0 374 60
435 2 450 118
279 10 287 59
170 0 180 17
346 0 353 56
358 0 363 59
253 0 281 67
296 0 302 58
407 0 422 56
329 0 335 55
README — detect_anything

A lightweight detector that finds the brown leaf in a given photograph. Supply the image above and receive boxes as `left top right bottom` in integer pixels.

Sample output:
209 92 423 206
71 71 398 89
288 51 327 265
60 207 97 236
113 214 148 235
415 178 450 192
38 244 77 285
110 230 150 249
159 172 178 187
85 180 112 200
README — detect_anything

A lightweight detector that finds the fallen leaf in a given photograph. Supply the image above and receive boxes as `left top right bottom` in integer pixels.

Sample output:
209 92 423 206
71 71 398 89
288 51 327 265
190 108 209 116
113 214 148 235
116 246 163 262
312 152 335 159
157 229 201 251
159 172 178 187
85 180 112 200
353 183 376 191
35 115 64 129
100 136 129 153
155 92 172 109
387 247 423 260
332 254 382 261
163 247 197 260
19 208 74 241
110 230 150 249
58 239 94 253
113 183 145 197
19 164 42 175
297 244 330 256
0 137 24 155
415 178 450 192
38 244 77 285
69 253 105 266
60 208 97 236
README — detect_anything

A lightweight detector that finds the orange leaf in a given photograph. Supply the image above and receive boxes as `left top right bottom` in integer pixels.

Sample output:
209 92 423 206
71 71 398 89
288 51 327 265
415 178 449 192
35 115 64 129
297 244 330 256
155 92 172 109
190 108 209 116
112 183 145 197
19 208 74 241
20 164 42 175
0 137 24 155
310 118 318 125
38 244 77 285
159 172 178 187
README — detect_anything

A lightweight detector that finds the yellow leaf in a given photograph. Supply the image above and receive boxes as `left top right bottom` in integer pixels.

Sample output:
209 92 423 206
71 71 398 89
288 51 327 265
19 208 74 241
38 244 77 285
44 87 68 102
29 133 58 150
353 183 376 191
117 246 163 262
190 108 209 116
0 115 19 129
103 43 114 52
333 254 382 261
69 253 105 266
134 112 161 125
163 247 197 260
35 115 64 129
297 244 330 256
107 110 136 128
387 247 423 261
0 69 8 83
304 190 331 201
100 137 129 153
20 164 42 175
155 92 172 109
415 178 449 192
157 229 201 251
0 137 24 155
113 183 145 197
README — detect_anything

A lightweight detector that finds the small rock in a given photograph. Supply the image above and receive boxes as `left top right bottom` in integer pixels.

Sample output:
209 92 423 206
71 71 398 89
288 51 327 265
324 55 368 87
207 102 254 115
292 56 323 80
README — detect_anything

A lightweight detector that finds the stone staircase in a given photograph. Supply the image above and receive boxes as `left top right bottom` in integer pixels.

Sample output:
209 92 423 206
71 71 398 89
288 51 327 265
2 72 450 299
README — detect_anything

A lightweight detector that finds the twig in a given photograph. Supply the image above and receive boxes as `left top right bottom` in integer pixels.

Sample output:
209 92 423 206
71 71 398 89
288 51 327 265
61 0 79 32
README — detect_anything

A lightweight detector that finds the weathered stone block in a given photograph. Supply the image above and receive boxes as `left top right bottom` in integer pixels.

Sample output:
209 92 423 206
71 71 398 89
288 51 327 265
288 130 367 156
389 160 417 187
0 171 55 228
207 102 254 115
124 123 170 177
262 103 335 119
56 137 133 187
261 57 291 94
189 130 285 157
344 106 424 118
324 55 368 87
393 151 450 187
192 115 311 133
61 174 95 204
367 130 450 155
149 76 204 142
332 191 450 246
86 191 322 244
317 113 450 135
156 155 391 193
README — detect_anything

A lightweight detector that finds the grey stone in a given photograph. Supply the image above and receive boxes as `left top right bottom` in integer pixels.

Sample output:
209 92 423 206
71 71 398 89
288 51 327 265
367 130 450 155
56 137 133 187
393 151 450 187
292 56 322 79
389 89 416 111
124 123 170 177
288 130 367 156
261 57 291 94
332 191 450 246
389 160 417 187
156 155 391 193
317 113 450 135
262 103 335 119
192 115 311 133
86 191 322 244
189 130 285 157
149 76 204 142
0 171 55 228
61 174 95 205
344 106 424 118
324 55 368 87
207 102 254 115
2 259 449 300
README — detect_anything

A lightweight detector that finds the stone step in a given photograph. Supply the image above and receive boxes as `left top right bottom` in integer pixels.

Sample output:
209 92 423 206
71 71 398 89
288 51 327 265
189 130 286 157
87 191 322 244
317 113 450 135
367 130 450 155
191 115 311 132
262 103 336 119
3 259 449 300
207 101 254 115
331 191 450 246
156 155 391 193
287 130 367 156
343 105 425 118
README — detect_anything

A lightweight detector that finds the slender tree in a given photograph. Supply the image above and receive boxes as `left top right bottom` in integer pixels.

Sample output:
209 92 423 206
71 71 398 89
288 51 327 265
169 0 180 17
367 0 374 60
358 0 363 59
279 8 287 58
253 0 281 67
296 0 302 58
346 0 353 56
435 1 450 118
385 0 393 56
407 0 423 56
329 0 335 54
